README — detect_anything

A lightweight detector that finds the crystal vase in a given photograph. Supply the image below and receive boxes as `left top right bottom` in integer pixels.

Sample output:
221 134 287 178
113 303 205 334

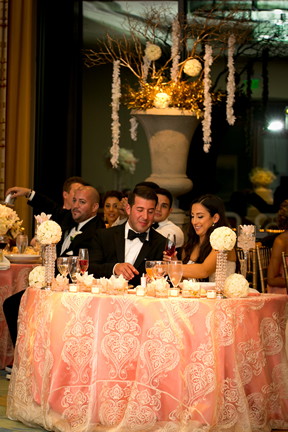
215 250 228 299
44 244 55 290
237 225 256 279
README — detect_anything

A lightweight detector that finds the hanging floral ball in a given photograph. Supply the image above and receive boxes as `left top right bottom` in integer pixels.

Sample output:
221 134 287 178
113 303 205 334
153 93 171 109
145 44 162 61
184 59 202 77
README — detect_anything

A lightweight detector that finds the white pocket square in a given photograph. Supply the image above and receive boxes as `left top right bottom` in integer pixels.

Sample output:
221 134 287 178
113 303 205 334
66 251 73 256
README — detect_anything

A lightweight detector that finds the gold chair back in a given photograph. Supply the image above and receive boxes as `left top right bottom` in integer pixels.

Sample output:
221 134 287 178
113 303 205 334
281 252 288 290
236 248 257 290
256 246 271 293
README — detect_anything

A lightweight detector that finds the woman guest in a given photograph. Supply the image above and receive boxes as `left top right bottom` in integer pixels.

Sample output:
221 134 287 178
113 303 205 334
267 199 288 294
103 191 123 228
164 194 237 280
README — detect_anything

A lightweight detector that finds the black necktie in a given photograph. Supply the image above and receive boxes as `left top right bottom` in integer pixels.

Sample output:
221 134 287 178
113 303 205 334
152 222 159 229
128 229 147 243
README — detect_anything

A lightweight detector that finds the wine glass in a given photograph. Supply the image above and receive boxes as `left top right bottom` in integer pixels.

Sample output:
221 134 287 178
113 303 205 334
68 256 80 283
152 261 167 279
0 235 9 262
78 248 89 275
165 234 176 257
168 261 183 288
57 257 69 277
16 234 28 254
145 261 155 280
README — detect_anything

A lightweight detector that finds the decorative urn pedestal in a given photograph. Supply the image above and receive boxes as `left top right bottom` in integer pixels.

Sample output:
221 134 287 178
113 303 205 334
131 108 200 227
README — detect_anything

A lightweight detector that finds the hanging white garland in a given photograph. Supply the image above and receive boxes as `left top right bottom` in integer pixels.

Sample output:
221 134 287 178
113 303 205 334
142 41 152 83
170 19 180 81
110 60 121 167
130 117 138 141
226 34 236 125
202 44 213 153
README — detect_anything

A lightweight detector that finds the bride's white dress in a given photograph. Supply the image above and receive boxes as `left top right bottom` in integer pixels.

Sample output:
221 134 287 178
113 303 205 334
187 260 236 281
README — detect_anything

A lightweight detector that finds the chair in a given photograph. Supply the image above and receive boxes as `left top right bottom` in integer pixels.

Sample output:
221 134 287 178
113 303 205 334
256 246 271 293
237 248 257 290
254 213 278 231
281 252 288 290
225 212 241 230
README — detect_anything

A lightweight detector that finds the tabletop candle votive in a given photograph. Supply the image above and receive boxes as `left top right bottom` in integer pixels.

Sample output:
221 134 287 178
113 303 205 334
169 288 180 297
91 285 100 294
69 284 78 293
136 285 146 297
207 290 216 299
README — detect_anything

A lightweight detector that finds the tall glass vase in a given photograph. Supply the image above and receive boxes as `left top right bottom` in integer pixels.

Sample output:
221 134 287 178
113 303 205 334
215 250 228 299
237 225 256 279
44 244 55 290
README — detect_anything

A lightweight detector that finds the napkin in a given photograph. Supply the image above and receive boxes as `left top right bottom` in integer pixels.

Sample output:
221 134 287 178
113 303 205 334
0 256 11 270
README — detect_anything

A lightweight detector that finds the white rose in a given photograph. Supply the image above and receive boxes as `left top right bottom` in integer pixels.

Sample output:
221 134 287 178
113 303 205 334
153 93 171 109
37 220 62 245
210 227 236 251
145 44 162 61
29 266 46 289
224 273 249 298
184 59 202 77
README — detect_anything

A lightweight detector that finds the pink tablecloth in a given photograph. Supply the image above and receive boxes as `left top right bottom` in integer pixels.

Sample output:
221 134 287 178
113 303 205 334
7 288 288 431
0 264 38 368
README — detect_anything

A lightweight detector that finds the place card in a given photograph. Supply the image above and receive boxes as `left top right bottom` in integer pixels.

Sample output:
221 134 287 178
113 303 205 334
69 284 78 293
169 288 179 297
91 285 100 294
207 290 216 299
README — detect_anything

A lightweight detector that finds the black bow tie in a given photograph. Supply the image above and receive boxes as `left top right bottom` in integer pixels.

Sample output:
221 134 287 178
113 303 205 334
128 229 147 243
152 222 159 229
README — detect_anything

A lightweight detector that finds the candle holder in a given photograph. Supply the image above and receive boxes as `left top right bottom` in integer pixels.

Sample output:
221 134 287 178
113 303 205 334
215 250 227 299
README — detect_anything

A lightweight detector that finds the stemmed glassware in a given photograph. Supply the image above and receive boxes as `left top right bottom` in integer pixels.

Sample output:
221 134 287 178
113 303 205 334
57 257 69 277
68 256 80 283
168 261 183 288
165 234 176 257
78 248 89 275
145 261 155 280
152 261 167 279
16 234 28 254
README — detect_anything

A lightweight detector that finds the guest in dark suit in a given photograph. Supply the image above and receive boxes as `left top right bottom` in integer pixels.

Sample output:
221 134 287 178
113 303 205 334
5 185 105 257
89 186 167 286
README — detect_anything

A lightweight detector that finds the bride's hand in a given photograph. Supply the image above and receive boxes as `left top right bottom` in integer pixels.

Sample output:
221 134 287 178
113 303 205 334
163 251 178 262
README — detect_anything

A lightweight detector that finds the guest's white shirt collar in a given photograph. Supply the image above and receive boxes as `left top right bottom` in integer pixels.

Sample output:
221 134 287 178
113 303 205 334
77 215 97 231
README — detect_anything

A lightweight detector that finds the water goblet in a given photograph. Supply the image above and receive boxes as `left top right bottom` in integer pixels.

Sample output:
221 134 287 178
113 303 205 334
68 256 80 283
78 248 89 275
168 261 183 288
16 234 28 254
152 261 167 279
165 234 176 257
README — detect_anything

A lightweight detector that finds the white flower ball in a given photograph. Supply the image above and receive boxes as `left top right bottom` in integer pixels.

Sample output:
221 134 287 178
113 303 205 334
145 44 162 61
210 226 236 251
224 273 249 298
29 266 46 289
153 93 171 109
183 59 202 77
37 220 62 245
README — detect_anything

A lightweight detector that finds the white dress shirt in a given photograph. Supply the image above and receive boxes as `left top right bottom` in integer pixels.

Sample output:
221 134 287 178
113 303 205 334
124 222 149 265
155 219 184 248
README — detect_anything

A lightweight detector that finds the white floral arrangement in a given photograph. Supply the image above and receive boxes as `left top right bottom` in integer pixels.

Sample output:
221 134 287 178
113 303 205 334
29 266 46 289
249 167 276 186
153 93 171 109
52 274 69 291
239 224 255 235
147 277 169 296
34 212 51 224
145 43 162 61
36 220 62 245
184 59 202 77
0 204 23 238
210 226 236 251
76 272 95 288
99 274 128 294
223 273 249 298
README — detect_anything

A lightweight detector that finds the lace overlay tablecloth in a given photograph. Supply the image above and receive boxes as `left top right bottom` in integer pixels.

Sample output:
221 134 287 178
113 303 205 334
0 264 38 368
7 288 288 432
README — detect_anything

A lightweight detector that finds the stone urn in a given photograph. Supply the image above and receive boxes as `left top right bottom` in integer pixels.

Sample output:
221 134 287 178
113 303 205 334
131 108 200 226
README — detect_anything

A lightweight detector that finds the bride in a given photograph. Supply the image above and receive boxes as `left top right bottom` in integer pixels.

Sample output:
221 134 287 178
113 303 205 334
164 194 237 280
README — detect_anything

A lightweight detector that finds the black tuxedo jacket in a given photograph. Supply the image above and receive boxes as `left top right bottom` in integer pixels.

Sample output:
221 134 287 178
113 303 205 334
89 223 167 286
28 192 105 256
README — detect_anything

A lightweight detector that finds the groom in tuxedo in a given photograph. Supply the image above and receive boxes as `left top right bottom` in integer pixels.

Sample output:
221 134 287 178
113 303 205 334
89 186 166 286
5 185 105 257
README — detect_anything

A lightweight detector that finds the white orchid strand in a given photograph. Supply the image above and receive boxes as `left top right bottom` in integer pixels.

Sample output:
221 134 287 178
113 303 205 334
130 117 138 141
142 41 152 83
110 60 121 167
202 45 213 153
226 34 236 125
170 19 180 81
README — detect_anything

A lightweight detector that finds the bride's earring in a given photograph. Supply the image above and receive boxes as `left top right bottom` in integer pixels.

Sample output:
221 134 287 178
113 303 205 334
212 223 215 226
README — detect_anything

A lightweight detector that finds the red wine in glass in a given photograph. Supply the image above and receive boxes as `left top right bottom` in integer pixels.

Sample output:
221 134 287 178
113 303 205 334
78 259 89 274
0 241 8 250
165 234 176 257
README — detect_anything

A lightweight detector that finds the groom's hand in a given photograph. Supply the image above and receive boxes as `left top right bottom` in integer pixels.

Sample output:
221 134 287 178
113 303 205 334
114 263 139 280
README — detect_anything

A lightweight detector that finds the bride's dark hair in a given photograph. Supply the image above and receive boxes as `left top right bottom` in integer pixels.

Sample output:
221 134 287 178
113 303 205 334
183 194 230 265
